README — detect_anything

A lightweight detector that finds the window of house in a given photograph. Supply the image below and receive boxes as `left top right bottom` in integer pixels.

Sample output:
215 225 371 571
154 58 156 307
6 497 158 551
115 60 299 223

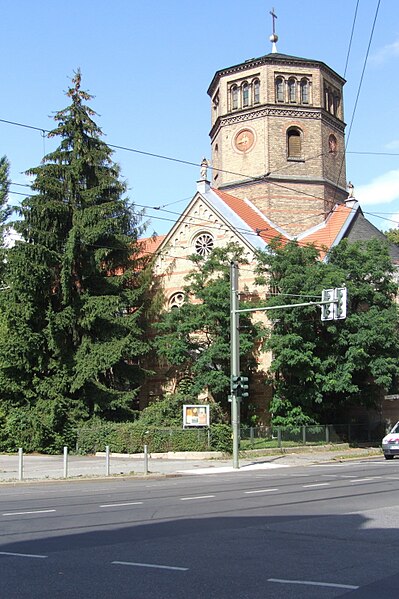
287 127 302 159
169 292 185 310
231 85 238 110
242 82 249 107
194 233 214 257
276 77 284 102
300 78 309 104
253 79 260 104
288 78 297 103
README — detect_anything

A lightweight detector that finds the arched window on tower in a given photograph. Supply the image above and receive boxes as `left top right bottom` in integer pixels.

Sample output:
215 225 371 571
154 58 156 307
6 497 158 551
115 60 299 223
253 79 260 104
288 78 297 103
300 78 309 104
287 127 302 159
276 77 284 102
242 82 249 107
231 85 238 110
333 93 340 117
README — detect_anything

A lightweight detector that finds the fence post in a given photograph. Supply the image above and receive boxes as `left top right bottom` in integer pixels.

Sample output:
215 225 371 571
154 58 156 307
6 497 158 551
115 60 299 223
63 446 68 478
144 444 149 476
18 448 23 481
302 426 306 445
105 445 110 476
277 427 282 449
325 425 330 444
250 427 254 449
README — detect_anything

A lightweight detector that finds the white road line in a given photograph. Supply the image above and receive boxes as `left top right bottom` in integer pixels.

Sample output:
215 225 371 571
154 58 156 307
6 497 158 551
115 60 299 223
268 578 359 590
2 509 56 516
112 561 188 571
302 483 330 488
180 495 215 501
244 488 278 494
350 477 381 483
99 502 143 508
0 551 48 559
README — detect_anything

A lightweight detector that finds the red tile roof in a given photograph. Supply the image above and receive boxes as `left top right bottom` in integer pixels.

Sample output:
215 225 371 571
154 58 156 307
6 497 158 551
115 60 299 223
211 187 287 245
299 203 354 257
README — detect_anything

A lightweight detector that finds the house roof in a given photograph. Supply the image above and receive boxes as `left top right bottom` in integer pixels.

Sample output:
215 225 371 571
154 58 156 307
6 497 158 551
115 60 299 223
210 187 288 246
141 186 360 260
297 202 358 258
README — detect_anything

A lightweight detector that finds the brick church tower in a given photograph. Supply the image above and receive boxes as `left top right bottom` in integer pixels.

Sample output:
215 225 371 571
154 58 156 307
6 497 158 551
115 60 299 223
207 16 347 236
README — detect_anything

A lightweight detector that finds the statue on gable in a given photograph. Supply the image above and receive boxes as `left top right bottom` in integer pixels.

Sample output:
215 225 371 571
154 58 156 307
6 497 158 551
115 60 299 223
200 157 209 180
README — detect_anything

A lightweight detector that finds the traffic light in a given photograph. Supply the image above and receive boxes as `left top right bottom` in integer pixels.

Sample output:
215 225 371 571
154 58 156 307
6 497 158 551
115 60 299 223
321 287 347 321
321 288 335 321
334 287 347 319
231 375 249 398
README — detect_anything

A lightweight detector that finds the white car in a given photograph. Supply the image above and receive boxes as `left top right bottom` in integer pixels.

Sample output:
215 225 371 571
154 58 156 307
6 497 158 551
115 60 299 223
382 421 399 459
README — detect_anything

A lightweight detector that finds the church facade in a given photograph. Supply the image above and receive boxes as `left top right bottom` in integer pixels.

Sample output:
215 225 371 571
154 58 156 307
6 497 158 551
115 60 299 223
138 33 399 424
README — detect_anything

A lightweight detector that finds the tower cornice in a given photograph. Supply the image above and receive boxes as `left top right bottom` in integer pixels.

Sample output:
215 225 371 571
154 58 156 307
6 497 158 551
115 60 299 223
209 104 346 140
208 53 345 97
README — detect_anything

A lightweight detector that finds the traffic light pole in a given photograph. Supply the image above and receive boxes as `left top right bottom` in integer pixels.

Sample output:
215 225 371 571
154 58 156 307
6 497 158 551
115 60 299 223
229 261 347 470
230 262 240 469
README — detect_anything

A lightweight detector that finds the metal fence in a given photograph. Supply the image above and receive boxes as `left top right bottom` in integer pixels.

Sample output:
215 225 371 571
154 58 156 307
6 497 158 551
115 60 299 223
240 423 385 449
75 422 384 454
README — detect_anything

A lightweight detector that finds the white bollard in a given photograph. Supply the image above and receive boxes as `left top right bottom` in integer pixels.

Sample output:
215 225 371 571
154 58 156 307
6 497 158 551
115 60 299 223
144 444 149 476
105 445 110 476
63 446 68 479
18 448 23 481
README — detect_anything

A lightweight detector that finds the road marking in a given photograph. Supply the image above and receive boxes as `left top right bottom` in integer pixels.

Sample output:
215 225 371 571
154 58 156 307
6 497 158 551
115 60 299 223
244 488 278 494
99 502 143 508
0 551 48 559
268 578 359 590
302 483 330 488
180 495 215 501
350 477 381 483
112 561 188 571
2 509 56 516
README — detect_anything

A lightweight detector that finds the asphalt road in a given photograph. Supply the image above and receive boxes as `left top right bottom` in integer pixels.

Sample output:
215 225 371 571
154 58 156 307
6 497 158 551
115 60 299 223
1 456 398 598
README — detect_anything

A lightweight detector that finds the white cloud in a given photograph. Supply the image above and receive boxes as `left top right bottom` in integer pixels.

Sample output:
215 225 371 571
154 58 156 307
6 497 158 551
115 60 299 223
356 170 399 206
371 39 399 64
385 139 399 150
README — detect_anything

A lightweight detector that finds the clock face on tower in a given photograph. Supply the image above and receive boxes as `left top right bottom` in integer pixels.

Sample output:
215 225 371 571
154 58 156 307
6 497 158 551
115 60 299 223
234 128 255 153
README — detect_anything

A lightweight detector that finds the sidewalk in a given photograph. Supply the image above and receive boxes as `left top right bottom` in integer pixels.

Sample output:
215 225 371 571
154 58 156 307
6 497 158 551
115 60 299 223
0 445 383 483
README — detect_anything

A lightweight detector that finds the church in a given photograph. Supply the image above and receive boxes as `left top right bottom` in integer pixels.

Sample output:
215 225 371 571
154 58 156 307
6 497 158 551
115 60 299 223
138 20 399 422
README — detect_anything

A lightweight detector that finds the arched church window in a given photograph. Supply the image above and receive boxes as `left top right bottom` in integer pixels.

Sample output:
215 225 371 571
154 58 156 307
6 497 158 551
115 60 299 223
288 78 297 103
231 85 238 110
287 127 302 159
276 77 284 102
194 232 214 257
242 82 249 107
300 78 309 104
333 93 340 116
253 79 260 104
169 292 185 310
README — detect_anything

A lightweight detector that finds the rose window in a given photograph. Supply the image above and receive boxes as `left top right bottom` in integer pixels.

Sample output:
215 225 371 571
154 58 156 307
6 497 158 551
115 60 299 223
194 233 214 257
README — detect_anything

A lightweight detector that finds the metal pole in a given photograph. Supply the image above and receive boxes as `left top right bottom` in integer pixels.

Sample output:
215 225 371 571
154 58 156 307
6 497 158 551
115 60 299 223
143 444 149 476
230 261 240 469
18 448 23 481
105 445 110 476
63 446 68 479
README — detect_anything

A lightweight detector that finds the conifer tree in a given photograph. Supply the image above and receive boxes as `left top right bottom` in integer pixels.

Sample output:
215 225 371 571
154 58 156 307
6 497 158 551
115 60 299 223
0 72 152 450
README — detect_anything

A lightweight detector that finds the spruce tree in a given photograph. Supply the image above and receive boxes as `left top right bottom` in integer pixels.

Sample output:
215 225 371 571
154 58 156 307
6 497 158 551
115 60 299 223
0 72 152 450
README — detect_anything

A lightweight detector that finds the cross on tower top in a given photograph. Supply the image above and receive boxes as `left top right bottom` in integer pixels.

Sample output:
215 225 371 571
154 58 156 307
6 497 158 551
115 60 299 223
269 7 278 53
270 7 277 35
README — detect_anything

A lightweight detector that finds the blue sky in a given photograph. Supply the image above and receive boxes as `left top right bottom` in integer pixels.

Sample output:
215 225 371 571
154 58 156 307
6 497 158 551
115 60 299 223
1 0 398 236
